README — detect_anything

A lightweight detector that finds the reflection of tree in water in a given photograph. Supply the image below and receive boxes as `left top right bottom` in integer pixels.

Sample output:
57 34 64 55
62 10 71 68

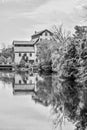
51 75 84 129
32 75 53 106
51 41 87 130
1 71 87 130
0 72 14 84
75 89 87 130
31 72 87 130
62 78 80 121
51 69 87 129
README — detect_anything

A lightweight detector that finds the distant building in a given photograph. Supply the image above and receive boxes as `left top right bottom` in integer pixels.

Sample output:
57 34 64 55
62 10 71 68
13 29 53 65
31 29 53 41
13 40 38 65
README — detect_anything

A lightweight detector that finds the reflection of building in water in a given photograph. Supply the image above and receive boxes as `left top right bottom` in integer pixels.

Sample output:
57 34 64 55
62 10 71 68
12 73 54 107
0 72 14 78
0 72 14 84
13 73 40 95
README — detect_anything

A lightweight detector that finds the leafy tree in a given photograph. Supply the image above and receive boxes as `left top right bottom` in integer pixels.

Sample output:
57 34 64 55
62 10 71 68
51 25 87 130
36 39 52 63
2 47 14 59
51 25 71 72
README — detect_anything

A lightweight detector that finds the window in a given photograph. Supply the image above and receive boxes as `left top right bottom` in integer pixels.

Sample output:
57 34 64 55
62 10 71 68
24 53 26 56
45 32 48 36
19 80 21 84
19 53 21 57
36 58 38 62
30 53 32 57
40 38 42 41
23 79 27 84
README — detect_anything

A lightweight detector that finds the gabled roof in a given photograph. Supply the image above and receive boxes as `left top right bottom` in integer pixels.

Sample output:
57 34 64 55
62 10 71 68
31 29 53 38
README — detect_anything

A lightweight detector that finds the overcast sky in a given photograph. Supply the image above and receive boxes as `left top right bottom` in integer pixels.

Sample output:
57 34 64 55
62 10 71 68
0 0 87 46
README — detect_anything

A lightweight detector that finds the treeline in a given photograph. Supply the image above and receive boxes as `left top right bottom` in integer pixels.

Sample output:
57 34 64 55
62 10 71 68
0 47 14 64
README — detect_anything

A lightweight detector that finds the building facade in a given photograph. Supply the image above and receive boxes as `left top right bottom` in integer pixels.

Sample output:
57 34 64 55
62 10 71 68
13 40 38 65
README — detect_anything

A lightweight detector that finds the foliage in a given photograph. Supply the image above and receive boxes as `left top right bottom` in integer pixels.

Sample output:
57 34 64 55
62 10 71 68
74 26 87 39
51 25 87 130
0 47 14 64
37 39 52 63
32 75 52 106
2 47 14 59
51 25 71 72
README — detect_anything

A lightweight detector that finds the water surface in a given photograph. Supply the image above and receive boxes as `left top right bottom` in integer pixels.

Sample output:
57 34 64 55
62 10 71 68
0 72 83 130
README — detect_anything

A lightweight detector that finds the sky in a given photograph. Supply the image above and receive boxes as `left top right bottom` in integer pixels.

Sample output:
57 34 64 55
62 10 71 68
0 0 87 47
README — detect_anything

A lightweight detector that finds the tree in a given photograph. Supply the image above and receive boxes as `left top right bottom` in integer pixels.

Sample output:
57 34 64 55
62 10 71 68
37 39 52 63
36 39 53 72
1 47 14 61
51 25 87 130
51 25 71 72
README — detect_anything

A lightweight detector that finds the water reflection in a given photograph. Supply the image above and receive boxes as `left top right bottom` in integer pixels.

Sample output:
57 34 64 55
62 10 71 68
13 73 37 96
32 75 53 106
13 73 53 107
51 76 87 130
0 72 14 84
0 72 87 130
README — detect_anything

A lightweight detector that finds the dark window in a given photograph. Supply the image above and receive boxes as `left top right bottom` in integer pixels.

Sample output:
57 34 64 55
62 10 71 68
36 77 38 81
19 80 21 84
19 53 21 57
26 65 29 68
23 79 27 84
30 53 32 57
45 32 48 36
36 58 38 62
24 53 26 56
40 38 42 41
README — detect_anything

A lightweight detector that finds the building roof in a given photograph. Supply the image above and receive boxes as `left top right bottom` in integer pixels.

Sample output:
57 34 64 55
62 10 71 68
13 38 38 46
31 29 53 38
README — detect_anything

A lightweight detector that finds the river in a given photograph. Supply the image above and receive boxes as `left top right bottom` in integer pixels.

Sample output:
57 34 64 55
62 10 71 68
0 71 85 130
